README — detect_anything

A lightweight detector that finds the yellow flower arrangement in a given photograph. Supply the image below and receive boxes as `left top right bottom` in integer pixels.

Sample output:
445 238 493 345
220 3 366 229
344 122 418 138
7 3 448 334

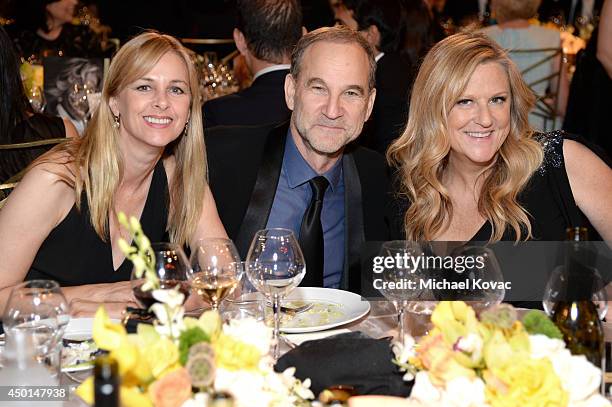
76 214 313 407
395 301 608 407
484 358 567 407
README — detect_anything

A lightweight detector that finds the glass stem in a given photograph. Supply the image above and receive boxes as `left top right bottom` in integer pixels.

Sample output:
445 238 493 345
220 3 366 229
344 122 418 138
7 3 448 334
397 300 406 346
272 294 281 360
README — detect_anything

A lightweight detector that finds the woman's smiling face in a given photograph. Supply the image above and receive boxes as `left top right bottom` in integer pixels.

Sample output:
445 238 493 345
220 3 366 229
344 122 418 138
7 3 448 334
110 51 191 151
447 62 511 169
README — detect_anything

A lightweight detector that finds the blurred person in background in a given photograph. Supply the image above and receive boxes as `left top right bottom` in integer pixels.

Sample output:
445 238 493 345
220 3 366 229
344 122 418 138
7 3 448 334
401 0 438 67
202 0 303 128
563 0 612 158
6 0 106 62
480 0 569 131
0 26 77 183
351 0 415 154
538 0 603 30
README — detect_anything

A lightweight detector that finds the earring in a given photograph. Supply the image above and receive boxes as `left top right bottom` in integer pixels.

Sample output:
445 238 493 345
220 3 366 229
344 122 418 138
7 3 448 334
183 121 189 135
113 114 120 129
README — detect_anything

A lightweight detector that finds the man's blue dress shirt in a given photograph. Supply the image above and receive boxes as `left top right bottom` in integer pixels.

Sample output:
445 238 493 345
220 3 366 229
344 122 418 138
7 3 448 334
266 130 345 288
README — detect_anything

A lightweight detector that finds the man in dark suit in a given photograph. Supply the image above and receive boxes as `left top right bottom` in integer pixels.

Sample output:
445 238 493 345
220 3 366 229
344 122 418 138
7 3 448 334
207 27 400 293
202 0 303 128
350 0 415 155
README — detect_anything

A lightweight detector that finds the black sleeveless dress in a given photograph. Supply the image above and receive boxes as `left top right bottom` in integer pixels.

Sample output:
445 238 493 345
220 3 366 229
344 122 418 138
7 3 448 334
25 159 169 286
471 131 590 241
0 113 65 182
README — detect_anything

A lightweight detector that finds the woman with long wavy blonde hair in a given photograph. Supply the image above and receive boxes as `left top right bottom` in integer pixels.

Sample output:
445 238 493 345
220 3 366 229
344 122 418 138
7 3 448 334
388 32 612 243
0 32 227 317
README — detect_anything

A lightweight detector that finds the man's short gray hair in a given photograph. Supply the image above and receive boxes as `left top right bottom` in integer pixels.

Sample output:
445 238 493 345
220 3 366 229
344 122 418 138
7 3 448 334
290 26 377 91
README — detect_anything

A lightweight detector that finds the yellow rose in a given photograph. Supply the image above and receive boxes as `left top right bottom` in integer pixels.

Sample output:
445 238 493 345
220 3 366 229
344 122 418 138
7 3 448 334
483 323 530 370
416 332 477 386
431 301 488 348
140 336 179 378
213 333 261 371
484 358 568 407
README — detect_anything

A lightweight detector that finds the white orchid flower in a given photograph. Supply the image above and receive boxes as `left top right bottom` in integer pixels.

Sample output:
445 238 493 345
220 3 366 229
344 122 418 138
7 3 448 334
153 288 185 308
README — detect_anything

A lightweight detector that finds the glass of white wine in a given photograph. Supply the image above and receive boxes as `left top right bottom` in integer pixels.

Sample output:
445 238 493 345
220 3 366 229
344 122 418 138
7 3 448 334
245 228 305 359
189 238 242 311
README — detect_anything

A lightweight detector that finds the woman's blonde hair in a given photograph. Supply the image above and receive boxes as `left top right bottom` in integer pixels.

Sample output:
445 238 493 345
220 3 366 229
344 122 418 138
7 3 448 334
50 32 206 247
387 32 544 242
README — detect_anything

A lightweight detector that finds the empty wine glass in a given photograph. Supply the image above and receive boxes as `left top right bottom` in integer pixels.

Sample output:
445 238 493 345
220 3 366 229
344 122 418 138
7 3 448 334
447 245 506 313
377 241 427 343
543 265 608 319
189 238 242 311
130 243 191 309
220 261 265 321
68 82 90 121
246 228 305 359
2 280 70 370
27 86 46 113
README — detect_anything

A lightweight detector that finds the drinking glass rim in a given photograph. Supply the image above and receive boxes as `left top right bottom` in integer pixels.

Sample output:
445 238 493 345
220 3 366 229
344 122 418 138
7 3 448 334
193 237 236 246
12 279 61 291
253 228 297 239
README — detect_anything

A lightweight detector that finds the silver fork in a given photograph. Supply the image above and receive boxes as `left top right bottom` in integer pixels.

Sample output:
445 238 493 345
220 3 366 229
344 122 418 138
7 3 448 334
280 302 314 315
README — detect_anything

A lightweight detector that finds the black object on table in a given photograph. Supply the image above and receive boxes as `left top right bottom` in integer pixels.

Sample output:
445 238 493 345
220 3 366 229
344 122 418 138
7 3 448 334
275 331 413 397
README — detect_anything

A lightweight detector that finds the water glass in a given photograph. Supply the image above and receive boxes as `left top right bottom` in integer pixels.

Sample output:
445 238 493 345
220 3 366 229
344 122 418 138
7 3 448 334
2 280 69 378
220 262 265 321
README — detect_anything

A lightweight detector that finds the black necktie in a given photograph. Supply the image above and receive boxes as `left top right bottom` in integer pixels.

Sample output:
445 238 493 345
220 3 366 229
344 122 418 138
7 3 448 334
299 176 329 287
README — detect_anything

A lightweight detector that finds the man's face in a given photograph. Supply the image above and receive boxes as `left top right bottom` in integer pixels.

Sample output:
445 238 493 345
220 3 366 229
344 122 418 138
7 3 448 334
285 41 375 160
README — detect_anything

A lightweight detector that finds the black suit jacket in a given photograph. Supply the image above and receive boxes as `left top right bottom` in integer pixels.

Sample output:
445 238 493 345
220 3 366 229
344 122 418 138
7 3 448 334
361 53 414 155
206 121 401 292
203 69 291 128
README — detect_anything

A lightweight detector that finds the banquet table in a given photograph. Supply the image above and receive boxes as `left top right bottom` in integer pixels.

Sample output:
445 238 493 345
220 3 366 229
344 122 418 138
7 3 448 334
57 300 612 406
58 300 398 406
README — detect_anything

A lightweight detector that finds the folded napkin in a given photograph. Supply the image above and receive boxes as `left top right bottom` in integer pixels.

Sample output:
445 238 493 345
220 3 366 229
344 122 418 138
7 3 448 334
275 331 413 397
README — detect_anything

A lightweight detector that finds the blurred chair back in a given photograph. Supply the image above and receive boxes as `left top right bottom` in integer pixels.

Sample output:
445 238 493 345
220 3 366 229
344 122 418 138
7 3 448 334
0 182 17 209
0 137 67 183
507 47 563 132
180 38 238 63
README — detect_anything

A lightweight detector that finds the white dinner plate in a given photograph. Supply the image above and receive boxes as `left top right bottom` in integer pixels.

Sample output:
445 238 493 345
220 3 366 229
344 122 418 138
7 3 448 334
278 287 370 333
61 317 117 372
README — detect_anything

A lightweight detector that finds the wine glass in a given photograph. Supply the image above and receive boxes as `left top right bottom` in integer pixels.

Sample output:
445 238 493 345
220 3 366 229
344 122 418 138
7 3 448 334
245 228 305 359
377 241 426 344
131 243 191 309
543 265 608 319
188 238 242 311
27 86 46 113
220 261 265 322
68 82 90 121
446 245 506 313
2 280 70 371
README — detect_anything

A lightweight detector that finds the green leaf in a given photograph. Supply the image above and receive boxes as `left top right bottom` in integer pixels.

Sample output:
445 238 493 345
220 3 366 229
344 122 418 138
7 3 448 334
178 327 210 365
522 310 564 340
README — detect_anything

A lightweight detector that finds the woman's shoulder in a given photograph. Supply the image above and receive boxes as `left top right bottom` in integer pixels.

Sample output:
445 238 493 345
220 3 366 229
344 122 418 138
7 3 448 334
27 149 77 186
